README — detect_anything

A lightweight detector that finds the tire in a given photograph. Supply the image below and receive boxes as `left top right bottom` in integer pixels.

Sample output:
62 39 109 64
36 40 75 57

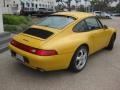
106 34 116 50
69 46 88 73
106 16 109 19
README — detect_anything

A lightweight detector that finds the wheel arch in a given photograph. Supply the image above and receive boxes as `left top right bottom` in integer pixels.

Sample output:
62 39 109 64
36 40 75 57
113 32 116 39
70 43 89 63
79 43 89 54
109 32 116 43
68 43 89 71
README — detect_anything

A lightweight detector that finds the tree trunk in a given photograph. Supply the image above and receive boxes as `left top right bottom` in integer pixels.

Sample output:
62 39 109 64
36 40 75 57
68 0 71 11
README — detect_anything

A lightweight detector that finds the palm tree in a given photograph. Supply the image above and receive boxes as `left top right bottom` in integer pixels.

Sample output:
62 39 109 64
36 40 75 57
84 0 88 12
75 0 82 10
75 0 79 10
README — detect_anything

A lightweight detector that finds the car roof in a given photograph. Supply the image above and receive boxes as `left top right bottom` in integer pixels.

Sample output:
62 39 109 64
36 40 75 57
53 11 94 20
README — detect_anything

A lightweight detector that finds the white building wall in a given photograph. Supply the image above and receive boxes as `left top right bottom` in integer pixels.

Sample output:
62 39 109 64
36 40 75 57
70 0 91 7
1 0 17 14
0 1 4 32
2 0 56 14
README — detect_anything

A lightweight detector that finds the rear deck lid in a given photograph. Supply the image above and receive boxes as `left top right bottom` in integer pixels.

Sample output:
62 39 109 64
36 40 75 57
13 28 56 49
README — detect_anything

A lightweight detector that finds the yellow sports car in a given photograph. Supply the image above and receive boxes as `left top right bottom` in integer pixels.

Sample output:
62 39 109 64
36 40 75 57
9 12 116 72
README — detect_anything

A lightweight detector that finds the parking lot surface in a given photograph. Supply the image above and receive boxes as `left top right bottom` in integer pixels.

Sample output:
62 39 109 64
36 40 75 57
0 17 120 90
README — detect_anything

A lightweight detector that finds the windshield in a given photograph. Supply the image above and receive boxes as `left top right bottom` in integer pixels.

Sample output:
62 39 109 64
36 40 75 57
38 15 76 29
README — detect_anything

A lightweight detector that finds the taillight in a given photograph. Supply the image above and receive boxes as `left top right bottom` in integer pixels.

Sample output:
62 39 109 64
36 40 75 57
36 50 58 56
10 39 58 56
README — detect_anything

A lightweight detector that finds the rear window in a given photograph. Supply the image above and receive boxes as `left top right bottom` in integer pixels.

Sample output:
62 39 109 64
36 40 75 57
38 15 76 29
23 28 53 39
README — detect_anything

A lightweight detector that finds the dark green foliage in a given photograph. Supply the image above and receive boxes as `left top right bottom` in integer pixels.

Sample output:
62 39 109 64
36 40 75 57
3 14 32 33
116 2 120 13
3 14 31 25
4 24 29 34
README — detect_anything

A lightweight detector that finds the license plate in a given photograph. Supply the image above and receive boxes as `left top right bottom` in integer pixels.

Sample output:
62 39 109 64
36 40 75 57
16 54 24 62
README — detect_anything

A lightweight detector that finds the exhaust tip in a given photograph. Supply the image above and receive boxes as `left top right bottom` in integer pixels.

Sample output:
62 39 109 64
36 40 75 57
36 67 45 72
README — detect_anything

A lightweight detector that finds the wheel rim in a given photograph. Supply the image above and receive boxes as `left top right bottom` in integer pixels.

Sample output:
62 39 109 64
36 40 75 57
75 48 88 70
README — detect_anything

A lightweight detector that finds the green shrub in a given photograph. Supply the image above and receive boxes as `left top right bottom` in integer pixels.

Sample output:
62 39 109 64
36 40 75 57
20 24 29 31
3 14 31 25
4 24 30 33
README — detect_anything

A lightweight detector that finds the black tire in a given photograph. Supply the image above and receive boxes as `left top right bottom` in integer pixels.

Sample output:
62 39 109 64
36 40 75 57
106 16 109 19
106 34 116 50
69 46 88 73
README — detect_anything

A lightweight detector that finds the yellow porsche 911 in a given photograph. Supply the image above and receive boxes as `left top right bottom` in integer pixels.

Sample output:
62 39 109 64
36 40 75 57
9 12 116 72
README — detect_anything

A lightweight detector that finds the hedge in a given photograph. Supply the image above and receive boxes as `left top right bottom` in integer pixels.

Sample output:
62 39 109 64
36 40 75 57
4 24 29 34
3 14 31 25
3 14 32 33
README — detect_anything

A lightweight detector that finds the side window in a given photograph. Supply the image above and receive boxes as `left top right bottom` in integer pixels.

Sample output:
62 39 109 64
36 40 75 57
85 17 101 30
73 20 88 32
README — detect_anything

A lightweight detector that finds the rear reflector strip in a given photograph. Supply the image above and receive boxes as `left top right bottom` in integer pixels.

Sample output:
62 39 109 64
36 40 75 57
10 39 58 56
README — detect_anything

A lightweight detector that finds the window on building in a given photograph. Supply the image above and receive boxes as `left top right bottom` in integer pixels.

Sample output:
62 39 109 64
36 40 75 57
26 3 30 7
17 4 18 7
31 3 34 7
7 4 9 7
36 4 38 8
42 4 44 7
21 2 25 8
13 1 15 4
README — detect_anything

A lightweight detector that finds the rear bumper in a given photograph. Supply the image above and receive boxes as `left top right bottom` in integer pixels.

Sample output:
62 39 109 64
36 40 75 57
9 44 73 71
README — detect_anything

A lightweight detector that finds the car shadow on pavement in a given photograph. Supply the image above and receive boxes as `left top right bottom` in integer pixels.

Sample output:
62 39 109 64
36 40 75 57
12 61 74 77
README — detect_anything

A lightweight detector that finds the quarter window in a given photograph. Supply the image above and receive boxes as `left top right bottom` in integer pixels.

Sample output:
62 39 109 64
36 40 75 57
85 17 101 30
73 20 88 32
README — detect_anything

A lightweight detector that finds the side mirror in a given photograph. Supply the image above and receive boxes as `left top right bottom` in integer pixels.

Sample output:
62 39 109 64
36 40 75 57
103 25 108 29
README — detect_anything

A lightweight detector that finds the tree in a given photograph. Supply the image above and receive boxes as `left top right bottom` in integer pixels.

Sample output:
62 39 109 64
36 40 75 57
90 0 109 11
116 2 120 13
56 0 72 11
55 4 65 11
64 0 72 11
77 5 85 12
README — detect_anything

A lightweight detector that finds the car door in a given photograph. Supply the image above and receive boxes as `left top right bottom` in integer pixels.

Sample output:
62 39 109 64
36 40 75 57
85 17 108 52
73 20 95 54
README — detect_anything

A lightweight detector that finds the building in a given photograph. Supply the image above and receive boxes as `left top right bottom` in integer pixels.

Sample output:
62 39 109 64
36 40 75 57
60 0 90 7
0 1 4 32
2 0 56 14
0 0 11 53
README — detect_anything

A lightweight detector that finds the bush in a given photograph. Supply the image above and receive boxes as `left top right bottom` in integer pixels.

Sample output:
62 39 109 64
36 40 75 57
3 14 31 25
3 14 32 33
4 24 30 34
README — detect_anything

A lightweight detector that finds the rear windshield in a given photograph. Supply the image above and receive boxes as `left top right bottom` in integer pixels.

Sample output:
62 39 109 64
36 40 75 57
38 15 76 29
23 28 53 39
